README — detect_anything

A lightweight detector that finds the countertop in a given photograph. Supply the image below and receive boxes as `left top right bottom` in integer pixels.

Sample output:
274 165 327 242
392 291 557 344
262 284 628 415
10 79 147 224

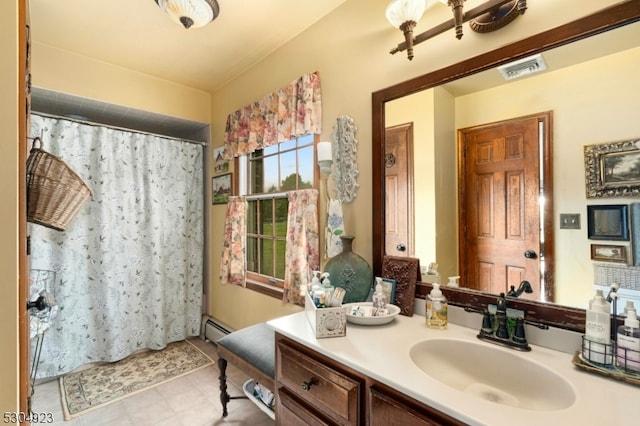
268 311 640 426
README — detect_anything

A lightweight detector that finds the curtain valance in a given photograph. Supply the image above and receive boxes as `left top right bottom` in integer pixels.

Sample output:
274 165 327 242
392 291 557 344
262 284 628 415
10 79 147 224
224 71 322 159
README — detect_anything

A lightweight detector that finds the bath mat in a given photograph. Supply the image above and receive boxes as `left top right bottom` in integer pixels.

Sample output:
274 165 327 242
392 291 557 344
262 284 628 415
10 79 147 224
59 339 212 420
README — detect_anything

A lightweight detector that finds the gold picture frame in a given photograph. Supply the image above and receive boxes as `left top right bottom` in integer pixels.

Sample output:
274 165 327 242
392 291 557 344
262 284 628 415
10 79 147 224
584 139 640 198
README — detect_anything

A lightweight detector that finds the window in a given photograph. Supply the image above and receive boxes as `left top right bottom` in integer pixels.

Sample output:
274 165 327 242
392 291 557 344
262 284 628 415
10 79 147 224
238 134 316 295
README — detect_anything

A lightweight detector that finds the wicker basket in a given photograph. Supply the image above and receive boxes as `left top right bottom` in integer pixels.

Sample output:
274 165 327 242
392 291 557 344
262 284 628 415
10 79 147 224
26 137 93 231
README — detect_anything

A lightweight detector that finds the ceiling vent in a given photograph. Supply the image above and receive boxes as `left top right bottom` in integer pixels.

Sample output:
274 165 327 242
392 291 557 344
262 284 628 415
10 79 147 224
497 53 547 80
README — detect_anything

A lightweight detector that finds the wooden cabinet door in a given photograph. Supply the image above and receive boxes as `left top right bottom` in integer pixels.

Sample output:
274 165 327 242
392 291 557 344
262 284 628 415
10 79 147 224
369 386 467 426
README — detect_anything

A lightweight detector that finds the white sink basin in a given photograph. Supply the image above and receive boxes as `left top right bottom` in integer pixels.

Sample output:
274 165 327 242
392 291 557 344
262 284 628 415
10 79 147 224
410 339 576 411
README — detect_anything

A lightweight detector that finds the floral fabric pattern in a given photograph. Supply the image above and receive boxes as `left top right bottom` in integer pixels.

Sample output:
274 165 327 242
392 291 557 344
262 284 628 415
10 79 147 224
325 199 345 258
220 196 247 286
283 189 320 305
331 115 360 203
224 72 322 158
29 114 204 379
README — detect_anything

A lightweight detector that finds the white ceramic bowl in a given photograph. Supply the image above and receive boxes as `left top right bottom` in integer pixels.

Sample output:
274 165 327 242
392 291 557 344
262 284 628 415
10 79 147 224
343 302 401 325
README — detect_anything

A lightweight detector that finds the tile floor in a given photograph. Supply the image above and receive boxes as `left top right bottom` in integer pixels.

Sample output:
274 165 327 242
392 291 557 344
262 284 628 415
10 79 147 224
31 337 275 426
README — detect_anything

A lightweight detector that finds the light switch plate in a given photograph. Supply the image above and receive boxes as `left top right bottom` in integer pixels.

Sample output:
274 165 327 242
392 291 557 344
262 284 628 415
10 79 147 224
560 213 580 229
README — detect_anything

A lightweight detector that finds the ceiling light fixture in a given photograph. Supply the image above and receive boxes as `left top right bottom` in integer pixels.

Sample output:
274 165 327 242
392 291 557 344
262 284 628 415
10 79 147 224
154 0 220 29
387 0 527 60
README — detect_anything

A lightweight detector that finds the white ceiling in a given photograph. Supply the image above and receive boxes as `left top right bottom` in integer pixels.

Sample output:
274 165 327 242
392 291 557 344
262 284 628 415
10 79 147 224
29 0 347 93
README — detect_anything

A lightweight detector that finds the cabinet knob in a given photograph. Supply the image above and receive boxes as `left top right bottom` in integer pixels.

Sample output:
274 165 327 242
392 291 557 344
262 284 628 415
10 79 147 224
301 378 317 391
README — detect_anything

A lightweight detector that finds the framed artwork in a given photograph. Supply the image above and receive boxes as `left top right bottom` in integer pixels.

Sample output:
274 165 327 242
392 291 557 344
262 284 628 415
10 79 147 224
587 204 629 241
584 139 640 198
379 278 397 304
590 244 628 264
213 146 229 174
212 173 232 204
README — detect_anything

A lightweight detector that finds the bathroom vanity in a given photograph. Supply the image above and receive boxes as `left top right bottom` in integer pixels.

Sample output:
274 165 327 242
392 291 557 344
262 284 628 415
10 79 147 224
268 312 640 425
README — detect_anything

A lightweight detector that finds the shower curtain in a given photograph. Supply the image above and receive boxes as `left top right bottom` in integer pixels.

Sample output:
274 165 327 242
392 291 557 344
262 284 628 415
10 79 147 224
29 114 204 379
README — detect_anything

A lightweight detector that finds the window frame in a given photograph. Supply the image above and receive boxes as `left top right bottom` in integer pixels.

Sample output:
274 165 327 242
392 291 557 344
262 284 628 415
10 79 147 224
235 134 320 298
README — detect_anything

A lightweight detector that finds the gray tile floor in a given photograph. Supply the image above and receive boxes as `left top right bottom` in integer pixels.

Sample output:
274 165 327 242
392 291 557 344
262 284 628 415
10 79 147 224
31 337 275 426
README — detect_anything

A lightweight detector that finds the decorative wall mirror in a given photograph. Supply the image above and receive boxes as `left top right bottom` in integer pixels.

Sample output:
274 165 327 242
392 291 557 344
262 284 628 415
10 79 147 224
372 2 640 331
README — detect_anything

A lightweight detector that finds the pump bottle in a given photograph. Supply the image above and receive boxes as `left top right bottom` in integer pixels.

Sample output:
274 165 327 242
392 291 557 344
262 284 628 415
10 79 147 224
583 290 612 365
617 303 640 372
426 283 448 329
372 277 388 316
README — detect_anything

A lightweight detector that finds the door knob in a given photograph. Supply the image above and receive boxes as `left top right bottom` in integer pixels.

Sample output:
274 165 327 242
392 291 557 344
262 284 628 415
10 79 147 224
396 243 406 252
524 250 537 259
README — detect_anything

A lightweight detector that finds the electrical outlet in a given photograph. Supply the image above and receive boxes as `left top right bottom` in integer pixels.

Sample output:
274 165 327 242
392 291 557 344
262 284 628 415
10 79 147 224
560 213 580 229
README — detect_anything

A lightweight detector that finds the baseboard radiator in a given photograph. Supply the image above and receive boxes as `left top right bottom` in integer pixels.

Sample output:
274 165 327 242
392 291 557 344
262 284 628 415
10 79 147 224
203 317 233 343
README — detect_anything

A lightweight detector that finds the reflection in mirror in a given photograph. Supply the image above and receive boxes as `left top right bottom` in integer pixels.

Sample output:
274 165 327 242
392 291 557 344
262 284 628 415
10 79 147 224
372 3 640 330
385 22 640 308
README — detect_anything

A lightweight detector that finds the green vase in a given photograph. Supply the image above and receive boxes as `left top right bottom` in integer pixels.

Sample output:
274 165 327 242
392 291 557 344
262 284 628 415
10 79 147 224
324 236 373 303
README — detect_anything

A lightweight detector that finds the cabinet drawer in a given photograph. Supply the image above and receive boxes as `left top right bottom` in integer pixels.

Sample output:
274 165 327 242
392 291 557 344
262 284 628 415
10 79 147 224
277 387 332 426
277 341 360 425
370 386 466 426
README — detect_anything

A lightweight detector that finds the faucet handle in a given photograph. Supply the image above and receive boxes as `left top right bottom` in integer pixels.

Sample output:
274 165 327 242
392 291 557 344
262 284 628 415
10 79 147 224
481 310 493 334
496 292 508 313
495 311 509 339
512 317 527 345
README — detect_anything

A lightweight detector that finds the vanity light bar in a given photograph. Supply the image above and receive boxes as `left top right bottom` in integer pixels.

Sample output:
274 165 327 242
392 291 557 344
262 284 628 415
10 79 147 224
497 53 547 80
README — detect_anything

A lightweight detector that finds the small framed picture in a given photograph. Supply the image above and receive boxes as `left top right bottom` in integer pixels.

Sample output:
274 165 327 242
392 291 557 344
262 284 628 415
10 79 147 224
379 278 397 304
213 146 229 174
584 139 640 198
212 173 232 204
587 204 629 241
590 244 629 264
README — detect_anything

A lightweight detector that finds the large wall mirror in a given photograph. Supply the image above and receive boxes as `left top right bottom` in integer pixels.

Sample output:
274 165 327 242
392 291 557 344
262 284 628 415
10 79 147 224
372 2 640 330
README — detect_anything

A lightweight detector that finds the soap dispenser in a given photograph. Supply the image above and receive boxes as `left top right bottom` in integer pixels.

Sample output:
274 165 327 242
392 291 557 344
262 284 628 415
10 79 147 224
426 283 448 329
583 290 613 365
372 277 388 316
447 276 460 288
617 303 640 372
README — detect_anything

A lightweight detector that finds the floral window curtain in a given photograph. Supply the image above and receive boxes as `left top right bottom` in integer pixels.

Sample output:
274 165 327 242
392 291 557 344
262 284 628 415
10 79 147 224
283 189 320 305
224 71 322 158
29 114 204 378
220 196 247 286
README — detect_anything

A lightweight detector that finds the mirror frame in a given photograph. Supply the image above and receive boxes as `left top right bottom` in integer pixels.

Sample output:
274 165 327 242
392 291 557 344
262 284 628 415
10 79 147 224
372 2 640 331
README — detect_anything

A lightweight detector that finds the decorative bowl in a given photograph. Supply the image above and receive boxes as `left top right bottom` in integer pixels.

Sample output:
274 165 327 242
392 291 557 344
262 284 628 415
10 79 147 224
343 302 401 326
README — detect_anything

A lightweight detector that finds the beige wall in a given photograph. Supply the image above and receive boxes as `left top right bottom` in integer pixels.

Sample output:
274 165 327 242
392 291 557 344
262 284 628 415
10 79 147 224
1 0 21 414
2 0 624 408
32 43 211 123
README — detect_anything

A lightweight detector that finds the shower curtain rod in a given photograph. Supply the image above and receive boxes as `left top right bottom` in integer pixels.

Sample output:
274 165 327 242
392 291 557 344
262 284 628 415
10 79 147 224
31 111 208 146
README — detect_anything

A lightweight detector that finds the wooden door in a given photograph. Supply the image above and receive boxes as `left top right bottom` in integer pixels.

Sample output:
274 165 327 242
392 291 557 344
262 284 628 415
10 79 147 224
384 124 413 257
459 114 551 301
